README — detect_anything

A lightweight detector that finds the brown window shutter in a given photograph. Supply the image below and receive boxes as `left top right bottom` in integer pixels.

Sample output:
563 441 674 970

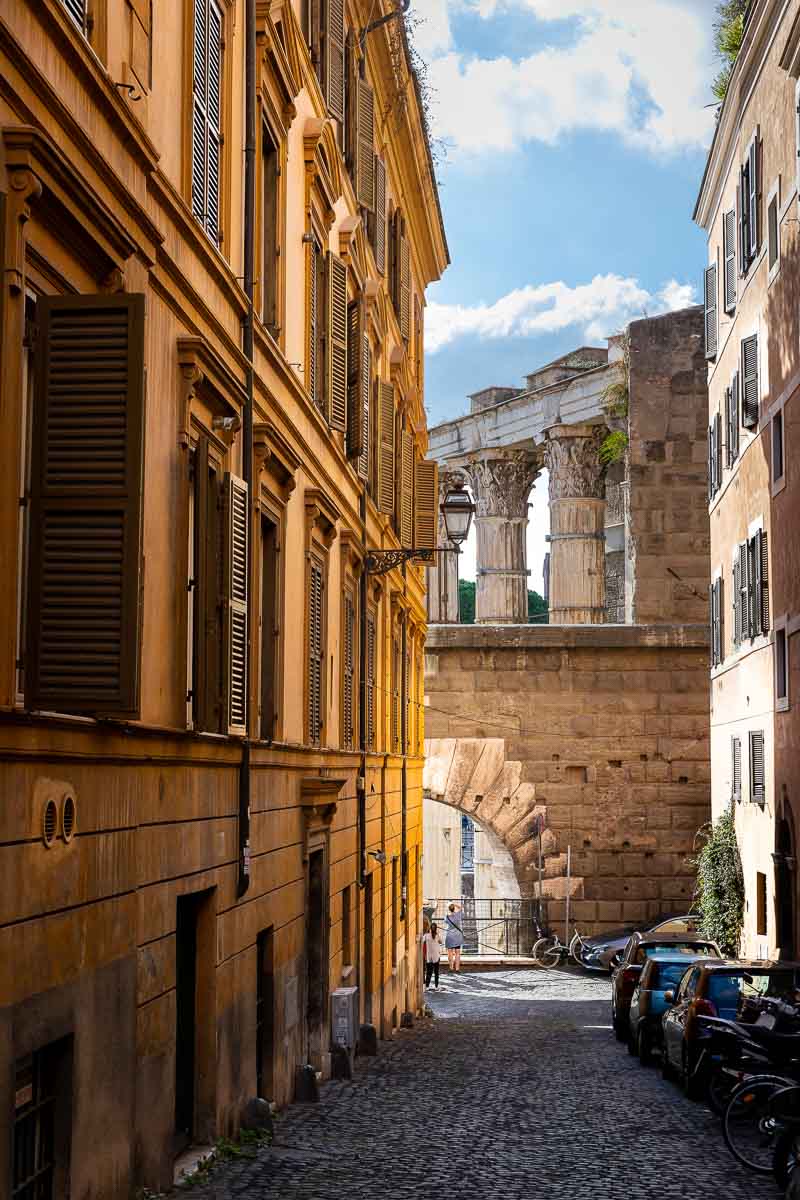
357 335 370 481
193 435 210 730
399 428 414 548
732 550 741 647
748 136 759 259
414 458 438 550
27 294 145 717
377 381 395 514
749 729 765 805
741 334 759 427
356 77 375 210
714 411 722 494
326 252 348 430
308 559 324 745
324 0 345 122
306 239 318 404
342 591 355 749
757 528 769 634
723 208 736 312
729 369 740 462
369 156 387 273
224 473 248 735
346 301 364 460
366 609 376 750
400 230 411 342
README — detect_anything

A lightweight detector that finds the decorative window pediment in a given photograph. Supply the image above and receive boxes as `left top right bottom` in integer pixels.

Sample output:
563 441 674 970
303 117 342 227
253 419 300 496
177 336 247 447
256 4 301 133
304 487 340 547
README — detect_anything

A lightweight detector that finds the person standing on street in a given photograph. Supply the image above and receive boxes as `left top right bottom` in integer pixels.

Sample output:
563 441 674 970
445 903 464 972
423 922 442 989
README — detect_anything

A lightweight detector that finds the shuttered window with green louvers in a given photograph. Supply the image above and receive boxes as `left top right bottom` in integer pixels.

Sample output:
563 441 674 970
308 558 325 745
741 334 759 427
327 253 348 430
27 294 145 717
192 0 223 246
225 474 248 735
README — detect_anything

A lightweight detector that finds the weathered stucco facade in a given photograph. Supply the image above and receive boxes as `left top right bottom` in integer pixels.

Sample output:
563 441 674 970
424 308 711 934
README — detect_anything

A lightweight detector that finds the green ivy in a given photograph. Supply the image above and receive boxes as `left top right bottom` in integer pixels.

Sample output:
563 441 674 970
692 808 744 955
599 430 628 466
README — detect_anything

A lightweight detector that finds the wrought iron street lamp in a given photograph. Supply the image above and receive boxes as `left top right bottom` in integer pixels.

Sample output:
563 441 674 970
364 478 475 576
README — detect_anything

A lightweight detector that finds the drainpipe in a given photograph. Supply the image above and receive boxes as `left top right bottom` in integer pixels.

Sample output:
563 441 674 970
400 564 407 920
358 491 367 888
238 0 256 897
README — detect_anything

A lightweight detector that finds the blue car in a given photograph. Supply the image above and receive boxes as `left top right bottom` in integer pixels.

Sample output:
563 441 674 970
627 952 708 1065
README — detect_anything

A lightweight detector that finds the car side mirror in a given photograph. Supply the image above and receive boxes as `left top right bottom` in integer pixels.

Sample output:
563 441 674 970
664 990 675 1005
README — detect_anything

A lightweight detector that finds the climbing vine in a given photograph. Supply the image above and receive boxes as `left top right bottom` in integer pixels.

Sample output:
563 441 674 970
599 333 630 466
692 809 745 955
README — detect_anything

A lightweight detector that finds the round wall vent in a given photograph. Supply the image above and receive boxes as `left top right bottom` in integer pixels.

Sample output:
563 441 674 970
62 793 76 843
43 799 58 848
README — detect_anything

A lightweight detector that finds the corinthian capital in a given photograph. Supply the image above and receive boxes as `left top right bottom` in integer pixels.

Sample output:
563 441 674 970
544 423 606 502
462 450 539 519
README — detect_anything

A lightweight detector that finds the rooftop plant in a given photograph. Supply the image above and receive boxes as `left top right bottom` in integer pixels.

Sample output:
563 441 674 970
713 1 748 102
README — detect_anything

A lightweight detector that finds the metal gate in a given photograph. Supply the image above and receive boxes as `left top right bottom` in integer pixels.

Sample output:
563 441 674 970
425 898 544 957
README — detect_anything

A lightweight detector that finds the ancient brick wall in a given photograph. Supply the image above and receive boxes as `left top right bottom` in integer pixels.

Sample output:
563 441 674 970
424 624 710 935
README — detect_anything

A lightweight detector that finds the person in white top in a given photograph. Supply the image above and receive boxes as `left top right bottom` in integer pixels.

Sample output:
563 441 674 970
423 922 442 989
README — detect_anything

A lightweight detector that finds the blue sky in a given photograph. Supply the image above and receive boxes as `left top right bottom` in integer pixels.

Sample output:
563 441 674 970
413 0 717 583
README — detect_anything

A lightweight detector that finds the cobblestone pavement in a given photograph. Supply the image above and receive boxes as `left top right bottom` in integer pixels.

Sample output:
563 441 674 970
186 967 780 1199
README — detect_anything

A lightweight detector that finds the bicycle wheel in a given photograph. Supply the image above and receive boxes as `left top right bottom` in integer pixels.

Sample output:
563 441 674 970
534 936 562 969
723 1076 793 1174
773 1128 800 1191
569 932 585 966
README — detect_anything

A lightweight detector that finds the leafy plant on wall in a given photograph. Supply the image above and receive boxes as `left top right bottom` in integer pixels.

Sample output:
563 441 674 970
692 809 745 955
600 332 629 466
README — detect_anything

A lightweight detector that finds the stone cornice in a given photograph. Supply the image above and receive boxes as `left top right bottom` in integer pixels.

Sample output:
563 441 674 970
426 624 711 651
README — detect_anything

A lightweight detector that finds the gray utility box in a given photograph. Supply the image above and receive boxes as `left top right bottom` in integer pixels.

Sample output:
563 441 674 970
331 987 359 1053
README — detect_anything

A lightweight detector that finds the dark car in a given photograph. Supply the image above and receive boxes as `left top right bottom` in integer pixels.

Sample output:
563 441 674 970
580 913 702 973
661 959 800 1098
611 934 720 1040
627 952 710 1064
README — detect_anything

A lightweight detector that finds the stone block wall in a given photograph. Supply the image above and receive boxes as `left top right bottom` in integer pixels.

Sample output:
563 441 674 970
424 624 710 935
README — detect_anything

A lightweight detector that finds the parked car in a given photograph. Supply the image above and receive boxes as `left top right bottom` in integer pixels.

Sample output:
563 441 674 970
611 933 720 1040
579 913 702 973
661 959 800 1099
627 951 710 1064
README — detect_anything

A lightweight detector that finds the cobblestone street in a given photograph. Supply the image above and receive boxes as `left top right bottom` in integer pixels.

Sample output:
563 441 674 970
186 968 779 1199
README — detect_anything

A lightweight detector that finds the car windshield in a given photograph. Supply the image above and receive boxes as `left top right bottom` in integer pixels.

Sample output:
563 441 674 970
652 962 693 989
708 970 800 1018
651 917 701 935
634 942 716 965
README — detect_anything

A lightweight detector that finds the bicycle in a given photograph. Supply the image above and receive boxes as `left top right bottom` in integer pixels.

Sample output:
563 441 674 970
532 928 588 969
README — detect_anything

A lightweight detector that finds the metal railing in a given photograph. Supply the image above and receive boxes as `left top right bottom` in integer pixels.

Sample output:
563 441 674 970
424 898 545 957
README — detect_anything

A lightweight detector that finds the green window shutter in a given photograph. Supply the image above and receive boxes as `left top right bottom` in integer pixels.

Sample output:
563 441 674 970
738 541 748 643
414 458 438 550
723 208 736 312
27 294 145 717
356 77 375 210
741 334 759 428
224 473 248 735
704 263 717 359
324 0 345 122
377 381 395 514
326 252 348 430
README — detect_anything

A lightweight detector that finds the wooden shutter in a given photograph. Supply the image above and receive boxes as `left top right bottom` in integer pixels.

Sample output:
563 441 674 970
724 387 732 468
192 0 223 245
63 0 89 33
714 411 722 494
27 294 145 716
399 428 414 548
377 381 395 514
357 336 370 481
327 253 348 430
748 136 758 260
749 729 765 805
710 581 719 667
391 631 400 752
732 550 741 647
306 239 318 404
414 458 438 550
723 208 736 312
308 559 324 745
342 592 355 749
741 334 759 427
356 77 375 210
737 177 745 274
796 80 800 202
731 736 742 801
346 302 364 459
366 609 376 750
756 528 769 634
369 156 387 273
704 264 717 359
729 370 740 462
193 436 210 730
400 229 411 342
746 534 758 640
738 542 748 644
707 425 713 501
224 474 248 734
324 0 345 122
716 576 724 665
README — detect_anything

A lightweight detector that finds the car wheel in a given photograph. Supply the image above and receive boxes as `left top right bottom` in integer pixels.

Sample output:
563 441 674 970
639 1029 652 1067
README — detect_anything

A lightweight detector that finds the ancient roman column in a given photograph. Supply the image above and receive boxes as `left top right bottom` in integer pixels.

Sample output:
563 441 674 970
543 423 606 624
425 468 464 623
463 451 540 624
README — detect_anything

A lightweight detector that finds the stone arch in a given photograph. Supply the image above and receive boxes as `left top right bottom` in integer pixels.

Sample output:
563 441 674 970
423 737 576 904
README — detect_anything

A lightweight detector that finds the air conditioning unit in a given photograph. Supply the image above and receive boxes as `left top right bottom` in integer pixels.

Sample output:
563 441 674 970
331 986 358 1051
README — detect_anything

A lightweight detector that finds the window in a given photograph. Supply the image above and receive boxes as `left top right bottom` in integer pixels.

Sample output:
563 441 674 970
342 884 352 967
261 126 279 334
342 589 356 750
739 134 759 272
741 334 759 428
772 409 784 485
260 514 279 740
368 157 387 273
61 0 88 35
731 736 742 803
391 856 398 967
306 0 345 119
414 458 438 550
767 186 780 277
307 556 325 745
26 295 145 717
710 575 724 667
307 246 348 427
192 0 224 247
723 208 736 312
756 872 767 936
733 530 769 644
726 371 739 467
13 1037 73 1200
391 625 401 753
354 76 375 210
16 297 36 705
708 412 722 499
390 210 410 340
366 607 377 750
306 237 325 411
377 381 395 515
704 263 718 358
346 301 370 476
776 624 789 708
749 729 765 806
398 427 414 548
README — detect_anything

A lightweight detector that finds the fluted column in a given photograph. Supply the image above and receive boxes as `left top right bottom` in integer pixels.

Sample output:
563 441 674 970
426 468 463 623
543 423 606 624
464 451 540 624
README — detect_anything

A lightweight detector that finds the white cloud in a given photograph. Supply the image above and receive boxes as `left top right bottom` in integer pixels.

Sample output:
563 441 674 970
425 273 697 353
417 0 715 156
412 0 453 56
